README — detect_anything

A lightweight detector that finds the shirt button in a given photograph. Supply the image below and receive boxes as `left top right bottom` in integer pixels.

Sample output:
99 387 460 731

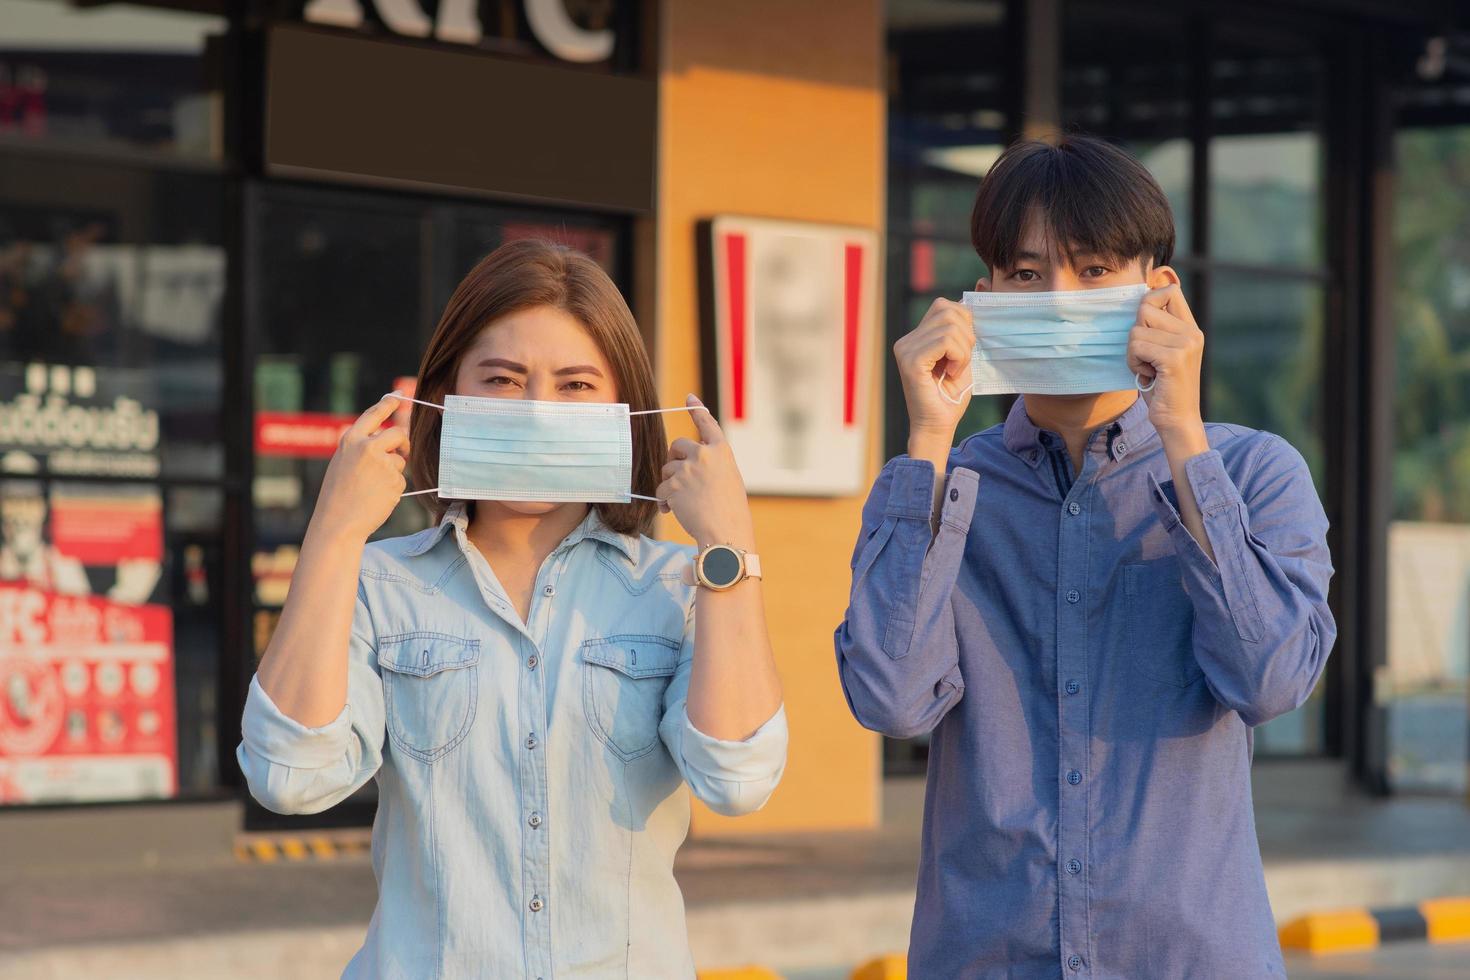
1067 858 1082 875
1065 679 1080 696
528 811 542 828
1067 769 1082 785
543 585 555 597
1115 440 1128 457
949 487 959 502
1066 589 1080 604
529 896 544 912
1068 954 1083 970
527 654 539 670
525 733 537 750
1067 501 1081 516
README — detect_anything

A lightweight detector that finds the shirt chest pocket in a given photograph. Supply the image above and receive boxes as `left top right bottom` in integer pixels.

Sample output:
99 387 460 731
378 633 481 764
580 634 680 763
1124 560 1204 688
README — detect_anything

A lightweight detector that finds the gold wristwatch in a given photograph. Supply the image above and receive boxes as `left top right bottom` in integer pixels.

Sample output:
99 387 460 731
681 543 763 591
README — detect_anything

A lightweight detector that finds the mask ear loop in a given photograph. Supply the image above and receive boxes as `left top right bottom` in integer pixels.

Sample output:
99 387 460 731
934 369 972 406
627 404 699 501
385 392 445 497
1135 372 1157 393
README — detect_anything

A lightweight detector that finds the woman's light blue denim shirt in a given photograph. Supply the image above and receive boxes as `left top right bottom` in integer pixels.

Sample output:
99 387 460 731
237 502 789 978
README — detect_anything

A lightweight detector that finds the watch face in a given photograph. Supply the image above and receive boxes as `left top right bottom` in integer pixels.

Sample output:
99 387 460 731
701 546 743 588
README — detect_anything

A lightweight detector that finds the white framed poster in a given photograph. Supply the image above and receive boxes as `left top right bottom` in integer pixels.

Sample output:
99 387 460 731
707 216 879 496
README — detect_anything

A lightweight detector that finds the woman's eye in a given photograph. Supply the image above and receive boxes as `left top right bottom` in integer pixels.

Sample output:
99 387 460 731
486 376 518 387
562 381 594 392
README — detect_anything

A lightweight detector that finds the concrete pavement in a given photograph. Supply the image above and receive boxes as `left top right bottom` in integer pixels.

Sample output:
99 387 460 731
3 761 1468 978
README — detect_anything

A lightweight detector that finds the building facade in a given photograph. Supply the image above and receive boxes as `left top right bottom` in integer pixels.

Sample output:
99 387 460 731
0 0 1467 842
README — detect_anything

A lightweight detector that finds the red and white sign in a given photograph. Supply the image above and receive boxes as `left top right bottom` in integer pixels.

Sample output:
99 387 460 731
0 584 176 804
709 216 879 496
254 411 357 459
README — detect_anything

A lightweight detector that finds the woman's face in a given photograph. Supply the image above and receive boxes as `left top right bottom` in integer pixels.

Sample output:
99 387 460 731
453 304 620 516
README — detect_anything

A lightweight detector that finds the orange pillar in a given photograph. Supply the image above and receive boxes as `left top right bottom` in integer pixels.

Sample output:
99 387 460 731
654 0 887 834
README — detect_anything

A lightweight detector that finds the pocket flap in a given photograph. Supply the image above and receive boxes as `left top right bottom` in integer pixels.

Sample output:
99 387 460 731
378 633 481 676
582 635 679 679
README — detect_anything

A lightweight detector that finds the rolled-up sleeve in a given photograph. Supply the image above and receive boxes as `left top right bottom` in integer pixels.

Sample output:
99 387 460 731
834 455 976 739
236 584 386 814
659 601 788 817
1149 436 1336 727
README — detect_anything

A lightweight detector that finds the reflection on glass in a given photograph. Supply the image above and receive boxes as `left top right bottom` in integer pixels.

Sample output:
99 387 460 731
1209 133 1323 268
1128 139 1192 256
1208 274 1325 755
1385 126 1470 794
0 0 225 161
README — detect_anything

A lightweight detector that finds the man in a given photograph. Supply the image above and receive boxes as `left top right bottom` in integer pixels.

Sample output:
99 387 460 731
835 135 1334 978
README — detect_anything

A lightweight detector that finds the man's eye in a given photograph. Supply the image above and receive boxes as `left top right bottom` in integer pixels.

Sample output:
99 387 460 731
1014 270 1038 281
1084 266 1110 277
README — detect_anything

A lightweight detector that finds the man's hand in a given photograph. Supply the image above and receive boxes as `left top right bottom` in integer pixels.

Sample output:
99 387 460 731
1127 282 1215 561
895 298 975 473
1127 283 1208 453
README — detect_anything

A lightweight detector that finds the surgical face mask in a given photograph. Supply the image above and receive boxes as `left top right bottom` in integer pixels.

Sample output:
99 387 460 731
936 283 1152 401
389 393 693 503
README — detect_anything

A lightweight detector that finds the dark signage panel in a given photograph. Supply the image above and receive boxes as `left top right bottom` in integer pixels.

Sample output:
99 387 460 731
265 25 655 211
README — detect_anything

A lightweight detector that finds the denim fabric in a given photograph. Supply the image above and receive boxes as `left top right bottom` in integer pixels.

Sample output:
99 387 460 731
835 396 1335 979
239 503 788 979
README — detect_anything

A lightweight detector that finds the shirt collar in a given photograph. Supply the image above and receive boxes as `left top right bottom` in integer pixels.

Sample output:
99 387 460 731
401 500 640 563
1001 394 1155 468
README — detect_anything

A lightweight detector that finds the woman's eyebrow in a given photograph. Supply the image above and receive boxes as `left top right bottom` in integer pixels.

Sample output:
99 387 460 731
477 358 527 372
554 364 604 377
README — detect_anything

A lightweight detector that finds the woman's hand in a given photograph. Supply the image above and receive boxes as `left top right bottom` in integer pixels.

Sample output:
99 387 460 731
310 395 410 543
656 395 755 551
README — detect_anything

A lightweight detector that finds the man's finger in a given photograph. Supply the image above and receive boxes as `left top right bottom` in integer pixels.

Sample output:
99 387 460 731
1138 303 1190 336
686 396 724 444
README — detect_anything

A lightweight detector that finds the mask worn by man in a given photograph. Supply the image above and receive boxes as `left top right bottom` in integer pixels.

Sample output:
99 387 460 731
388 392 694 503
935 283 1153 402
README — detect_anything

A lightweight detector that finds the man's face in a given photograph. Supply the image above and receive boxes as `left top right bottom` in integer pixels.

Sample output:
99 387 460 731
978 214 1150 294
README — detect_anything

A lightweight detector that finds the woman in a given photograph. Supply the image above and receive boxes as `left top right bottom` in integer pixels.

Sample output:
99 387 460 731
237 240 787 978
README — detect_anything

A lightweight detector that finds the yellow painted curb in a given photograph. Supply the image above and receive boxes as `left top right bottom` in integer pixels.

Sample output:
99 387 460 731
696 969 784 980
852 952 907 979
1278 908 1379 955
1422 896 1470 943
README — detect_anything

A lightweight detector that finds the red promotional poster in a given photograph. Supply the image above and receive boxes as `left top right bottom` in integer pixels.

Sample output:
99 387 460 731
0 481 174 804
0 584 177 803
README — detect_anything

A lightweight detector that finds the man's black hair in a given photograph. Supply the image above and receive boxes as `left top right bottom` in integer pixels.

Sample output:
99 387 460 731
970 134 1175 273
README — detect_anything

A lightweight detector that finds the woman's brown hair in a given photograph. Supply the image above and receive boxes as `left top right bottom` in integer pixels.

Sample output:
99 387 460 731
407 239 664 536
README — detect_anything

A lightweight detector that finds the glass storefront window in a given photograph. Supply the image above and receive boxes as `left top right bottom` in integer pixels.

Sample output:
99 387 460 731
1206 275 1327 489
244 185 625 825
1 149 225 805
1385 126 1470 794
0 0 226 162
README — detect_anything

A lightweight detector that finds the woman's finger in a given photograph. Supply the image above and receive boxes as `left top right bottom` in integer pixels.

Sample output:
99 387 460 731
669 437 702 461
348 394 400 441
368 426 410 454
686 395 724 445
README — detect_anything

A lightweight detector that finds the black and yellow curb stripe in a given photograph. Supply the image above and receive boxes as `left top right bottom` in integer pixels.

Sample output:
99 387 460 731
233 833 371 863
1278 897 1470 955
